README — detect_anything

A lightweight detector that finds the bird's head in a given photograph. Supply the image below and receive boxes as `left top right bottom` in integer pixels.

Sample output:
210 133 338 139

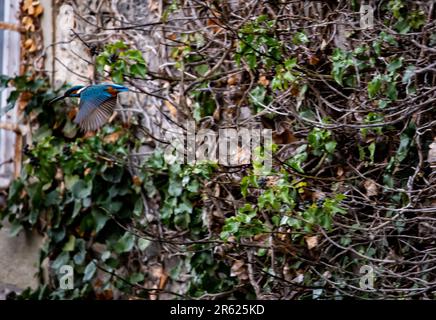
48 85 85 105
64 85 85 97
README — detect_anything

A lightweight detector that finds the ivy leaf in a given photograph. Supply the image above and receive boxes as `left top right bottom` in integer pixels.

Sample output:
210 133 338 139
129 273 145 284
126 49 144 62
102 166 123 183
284 57 297 70
402 65 416 84
92 209 109 233
73 239 86 265
293 32 309 45
249 86 267 111
52 252 70 270
387 58 403 74
168 179 183 197
368 76 382 98
114 232 135 253
62 235 76 252
65 175 79 191
111 70 124 84
245 54 257 70
138 238 150 251
396 133 411 162
325 141 337 154
387 82 398 101
72 180 92 199
83 260 97 282
194 64 209 76
133 198 143 217
368 142 376 164
130 63 147 78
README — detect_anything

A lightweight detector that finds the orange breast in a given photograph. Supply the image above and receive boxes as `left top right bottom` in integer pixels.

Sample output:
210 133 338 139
106 86 118 96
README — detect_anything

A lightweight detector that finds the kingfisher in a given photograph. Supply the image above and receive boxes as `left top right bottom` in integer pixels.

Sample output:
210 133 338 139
49 83 128 131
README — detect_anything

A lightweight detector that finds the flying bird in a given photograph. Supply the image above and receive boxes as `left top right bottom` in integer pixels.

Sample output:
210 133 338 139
49 83 128 131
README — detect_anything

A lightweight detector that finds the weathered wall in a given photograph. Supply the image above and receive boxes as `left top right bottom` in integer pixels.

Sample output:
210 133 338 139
0 0 47 297
0 0 181 298
0 224 43 297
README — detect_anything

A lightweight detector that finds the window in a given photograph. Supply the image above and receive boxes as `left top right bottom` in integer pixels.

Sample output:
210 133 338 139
0 0 20 189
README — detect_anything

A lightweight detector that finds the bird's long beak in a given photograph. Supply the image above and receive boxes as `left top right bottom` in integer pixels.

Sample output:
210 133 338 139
48 95 66 105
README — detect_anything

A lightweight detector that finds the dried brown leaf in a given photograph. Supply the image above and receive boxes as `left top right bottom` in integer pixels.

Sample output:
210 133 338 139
164 100 178 119
33 4 44 17
305 235 318 250
103 131 122 144
24 38 37 53
258 75 270 87
230 260 248 280
22 0 33 12
22 16 35 32
428 138 436 165
363 179 378 197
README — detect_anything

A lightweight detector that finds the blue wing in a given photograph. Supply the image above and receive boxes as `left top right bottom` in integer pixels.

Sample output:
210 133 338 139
74 85 117 131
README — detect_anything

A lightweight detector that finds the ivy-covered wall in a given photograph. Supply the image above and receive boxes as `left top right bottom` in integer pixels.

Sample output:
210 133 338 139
1 0 436 300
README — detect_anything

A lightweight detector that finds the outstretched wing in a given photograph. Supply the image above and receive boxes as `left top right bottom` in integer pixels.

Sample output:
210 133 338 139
74 86 117 131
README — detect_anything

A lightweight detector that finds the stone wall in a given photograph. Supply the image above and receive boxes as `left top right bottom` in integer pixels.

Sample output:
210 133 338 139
0 0 49 297
0 0 174 297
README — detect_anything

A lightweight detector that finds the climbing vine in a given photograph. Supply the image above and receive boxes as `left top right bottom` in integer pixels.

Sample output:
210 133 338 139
1 0 435 300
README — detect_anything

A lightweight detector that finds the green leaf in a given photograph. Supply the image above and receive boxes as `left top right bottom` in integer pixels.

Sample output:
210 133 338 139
112 41 128 50
249 86 267 110
194 64 209 76
402 65 416 84
325 141 337 154
168 179 183 197
138 238 151 251
114 232 135 253
73 239 86 265
101 251 111 261
130 63 147 78
52 252 70 270
126 49 145 62
293 32 309 45
396 133 411 162
65 175 80 191
187 179 200 193
368 76 382 98
72 180 92 199
83 260 97 282
96 55 109 74
288 145 308 173
245 54 257 69
62 235 76 252
133 198 143 217
284 57 297 70
6 90 20 105
111 70 124 84
102 166 123 183
387 82 398 101
129 273 145 284
92 209 109 233
368 142 376 164
387 58 403 74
